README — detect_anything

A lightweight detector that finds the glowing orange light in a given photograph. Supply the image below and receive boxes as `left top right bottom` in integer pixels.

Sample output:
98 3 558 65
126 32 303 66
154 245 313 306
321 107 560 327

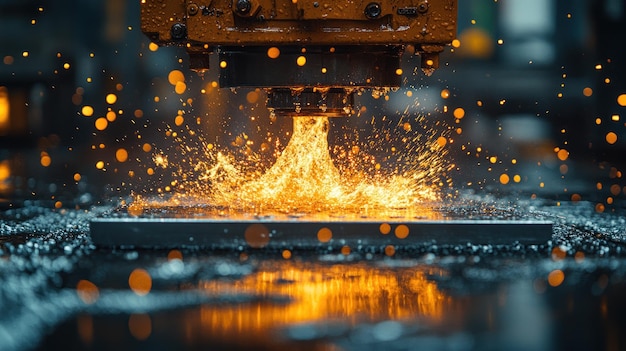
40 155 51 167
244 224 270 248
129 268 152 296
499 174 509 185
384 245 395 256
219 60 227 69
282 250 292 259
167 249 183 261
574 251 584 262
551 246 566 261
116 148 128 163
167 70 185 85
394 225 409 239
595 203 605 213
81 105 94 117
436 136 447 147
618 94 626 106
0 87 9 132
582 87 593 97
606 132 618 144
610 184 621 196
174 115 184 126
379 223 391 235
440 89 450 99
296 56 306 66
174 81 187 94
557 149 569 161
453 107 465 119
547 270 565 287
106 111 116 122
246 91 259 104
76 280 99 304
105 93 117 104
317 227 332 243
267 47 280 59
94 117 108 131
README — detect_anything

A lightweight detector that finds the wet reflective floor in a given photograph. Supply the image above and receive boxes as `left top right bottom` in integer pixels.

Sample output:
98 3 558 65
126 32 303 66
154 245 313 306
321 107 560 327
1 194 626 351
40 256 626 351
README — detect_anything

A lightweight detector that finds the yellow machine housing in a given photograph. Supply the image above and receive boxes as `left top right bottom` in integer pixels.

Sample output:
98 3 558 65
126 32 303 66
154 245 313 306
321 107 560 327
141 0 457 115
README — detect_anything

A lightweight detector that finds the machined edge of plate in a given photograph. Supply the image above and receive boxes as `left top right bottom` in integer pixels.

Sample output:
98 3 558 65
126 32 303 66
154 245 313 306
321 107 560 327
90 217 553 248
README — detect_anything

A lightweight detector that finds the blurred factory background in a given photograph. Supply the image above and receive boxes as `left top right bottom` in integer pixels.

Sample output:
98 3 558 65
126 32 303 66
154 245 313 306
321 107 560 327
0 0 625 208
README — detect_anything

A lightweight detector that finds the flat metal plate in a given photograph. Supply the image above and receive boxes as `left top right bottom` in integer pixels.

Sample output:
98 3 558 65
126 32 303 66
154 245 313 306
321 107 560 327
90 206 553 248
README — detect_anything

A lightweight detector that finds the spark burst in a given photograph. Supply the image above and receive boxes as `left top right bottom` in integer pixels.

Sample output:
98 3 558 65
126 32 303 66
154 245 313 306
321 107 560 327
134 114 451 216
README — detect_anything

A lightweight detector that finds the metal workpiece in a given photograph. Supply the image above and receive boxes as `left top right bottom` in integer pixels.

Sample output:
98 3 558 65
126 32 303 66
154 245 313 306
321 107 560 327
90 206 552 248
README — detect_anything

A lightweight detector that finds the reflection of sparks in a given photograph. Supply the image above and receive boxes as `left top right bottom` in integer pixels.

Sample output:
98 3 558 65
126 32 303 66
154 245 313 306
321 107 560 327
0 160 11 193
128 314 152 341
141 115 450 215
0 86 9 134
195 262 450 337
